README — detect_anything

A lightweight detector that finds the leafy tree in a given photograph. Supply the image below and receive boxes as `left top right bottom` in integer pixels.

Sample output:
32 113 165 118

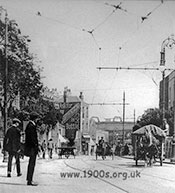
0 14 43 118
139 108 162 127
42 102 58 128
134 108 174 136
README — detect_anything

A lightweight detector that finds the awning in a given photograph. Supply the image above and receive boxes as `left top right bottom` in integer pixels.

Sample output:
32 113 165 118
82 135 95 145
89 138 96 146
58 134 68 143
83 134 91 138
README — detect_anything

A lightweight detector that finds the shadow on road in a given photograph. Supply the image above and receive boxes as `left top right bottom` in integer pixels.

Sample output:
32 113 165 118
118 162 169 168
0 175 7 178
118 163 145 168
0 182 26 186
0 165 7 168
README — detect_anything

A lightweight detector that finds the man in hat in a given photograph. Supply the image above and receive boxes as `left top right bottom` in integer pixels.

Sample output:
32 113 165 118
24 112 39 186
3 118 22 177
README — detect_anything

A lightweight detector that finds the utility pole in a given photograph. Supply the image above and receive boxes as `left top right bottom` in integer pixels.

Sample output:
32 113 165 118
97 66 173 122
122 91 125 145
90 96 129 145
97 65 173 146
133 109 136 125
160 35 175 132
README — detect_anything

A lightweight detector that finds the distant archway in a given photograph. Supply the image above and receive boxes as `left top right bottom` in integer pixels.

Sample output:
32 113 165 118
89 116 100 123
113 116 122 122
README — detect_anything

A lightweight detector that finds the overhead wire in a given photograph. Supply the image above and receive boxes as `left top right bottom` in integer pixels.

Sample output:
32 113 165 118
81 1 130 51
93 9 116 31
73 83 160 92
36 12 83 31
37 9 103 50
141 2 163 23
128 61 158 67
91 32 102 50
2 2 165 96
119 2 163 48
128 60 160 86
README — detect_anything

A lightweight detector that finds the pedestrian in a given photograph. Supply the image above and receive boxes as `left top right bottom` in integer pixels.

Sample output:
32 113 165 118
123 143 129 155
3 118 22 177
48 138 54 159
41 140 47 159
37 143 42 159
24 112 40 186
111 143 116 155
90 146 94 155
116 142 121 156
98 137 105 148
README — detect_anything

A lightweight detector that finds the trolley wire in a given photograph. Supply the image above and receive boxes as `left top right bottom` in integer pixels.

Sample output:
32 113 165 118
119 2 163 48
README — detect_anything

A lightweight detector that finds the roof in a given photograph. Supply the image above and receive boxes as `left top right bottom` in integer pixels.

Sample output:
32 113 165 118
57 95 81 103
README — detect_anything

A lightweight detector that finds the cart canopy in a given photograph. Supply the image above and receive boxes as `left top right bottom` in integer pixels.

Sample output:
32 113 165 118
132 124 166 138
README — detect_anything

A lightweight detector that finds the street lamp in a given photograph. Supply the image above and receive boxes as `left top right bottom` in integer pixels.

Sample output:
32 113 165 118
160 35 175 162
160 35 175 128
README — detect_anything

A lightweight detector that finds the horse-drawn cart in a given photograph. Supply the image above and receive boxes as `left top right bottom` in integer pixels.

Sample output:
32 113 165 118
95 143 114 160
57 146 76 159
132 124 166 166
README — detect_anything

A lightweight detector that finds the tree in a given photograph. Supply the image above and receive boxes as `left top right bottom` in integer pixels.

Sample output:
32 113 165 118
135 108 174 136
139 108 162 127
0 14 43 118
42 102 58 127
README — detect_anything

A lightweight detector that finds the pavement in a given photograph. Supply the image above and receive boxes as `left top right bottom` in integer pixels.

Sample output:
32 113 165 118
0 152 175 193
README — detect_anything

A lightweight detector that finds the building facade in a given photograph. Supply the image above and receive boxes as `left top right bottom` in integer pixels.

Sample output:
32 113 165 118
96 120 134 145
159 70 175 135
159 71 174 111
57 88 89 153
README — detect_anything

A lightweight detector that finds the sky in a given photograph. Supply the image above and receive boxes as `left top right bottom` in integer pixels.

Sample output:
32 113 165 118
1 0 175 121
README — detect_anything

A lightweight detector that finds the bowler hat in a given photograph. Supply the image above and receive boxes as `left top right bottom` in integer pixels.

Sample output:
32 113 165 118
13 118 21 124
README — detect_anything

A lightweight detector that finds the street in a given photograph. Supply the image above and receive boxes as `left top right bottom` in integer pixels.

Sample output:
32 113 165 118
1 1 175 193
0 154 175 193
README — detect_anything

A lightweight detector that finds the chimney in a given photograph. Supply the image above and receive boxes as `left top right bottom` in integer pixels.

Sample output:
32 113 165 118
63 87 67 103
79 92 84 100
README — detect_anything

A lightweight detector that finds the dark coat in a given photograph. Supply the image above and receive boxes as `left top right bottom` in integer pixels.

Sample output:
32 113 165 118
3 125 21 154
24 121 38 157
